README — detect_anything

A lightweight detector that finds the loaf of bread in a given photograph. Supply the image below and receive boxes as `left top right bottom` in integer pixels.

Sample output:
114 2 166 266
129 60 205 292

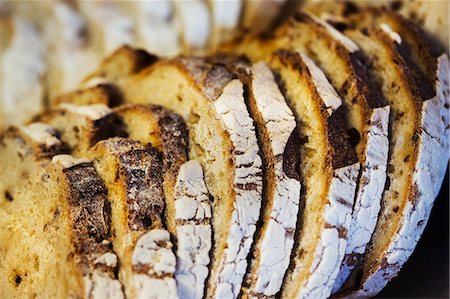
0 2 448 298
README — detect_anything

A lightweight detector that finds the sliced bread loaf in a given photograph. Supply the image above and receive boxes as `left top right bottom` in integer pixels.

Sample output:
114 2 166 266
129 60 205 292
208 0 242 48
268 50 360 299
327 12 449 297
91 54 263 299
87 138 178 299
228 12 391 294
114 104 213 299
0 126 123 297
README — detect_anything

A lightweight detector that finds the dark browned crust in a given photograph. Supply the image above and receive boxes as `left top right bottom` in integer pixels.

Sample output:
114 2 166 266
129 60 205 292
114 104 189 171
93 138 166 231
291 12 386 109
274 49 358 169
87 45 158 82
62 162 114 274
168 57 235 101
344 7 442 100
33 107 128 152
52 83 123 107
0 126 69 160
119 147 165 231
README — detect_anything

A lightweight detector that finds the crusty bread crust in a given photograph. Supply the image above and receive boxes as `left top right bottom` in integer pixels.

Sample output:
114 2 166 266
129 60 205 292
53 83 123 107
268 51 359 299
113 104 213 299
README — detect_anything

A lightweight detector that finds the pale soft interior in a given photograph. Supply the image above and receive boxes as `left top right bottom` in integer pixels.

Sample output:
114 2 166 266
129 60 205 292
0 138 82 297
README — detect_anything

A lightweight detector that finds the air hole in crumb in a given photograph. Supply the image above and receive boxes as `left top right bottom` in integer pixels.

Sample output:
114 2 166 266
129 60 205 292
176 95 183 102
393 206 399 213
403 155 410 162
346 128 361 147
5 191 13 201
15 275 22 286
73 126 80 134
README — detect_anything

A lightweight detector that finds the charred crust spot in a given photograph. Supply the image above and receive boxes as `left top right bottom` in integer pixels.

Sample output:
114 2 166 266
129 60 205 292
384 176 391 190
4 191 13 202
92 114 128 147
159 113 189 169
328 107 359 168
283 128 301 180
346 128 361 147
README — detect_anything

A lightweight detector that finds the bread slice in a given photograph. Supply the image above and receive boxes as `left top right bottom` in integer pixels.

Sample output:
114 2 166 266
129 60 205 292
89 53 263 299
52 83 123 107
134 1 182 57
83 45 157 85
0 16 46 126
227 12 391 294
321 12 449 297
87 138 178 299
0 125 123 297
114 104 213 299
217 59 301 297
241 0 287 34
46 1 100 100
34 104 127 156
78 1 135 55
268 50 360 299
173 0 211 54
208 0 242 49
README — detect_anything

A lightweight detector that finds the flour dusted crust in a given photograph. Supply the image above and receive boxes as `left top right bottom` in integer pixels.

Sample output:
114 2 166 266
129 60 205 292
135 1 181 57
174 160 212 299
242 61 301 297
333 105 390 293
0 16 46 126
174 0 211 53
132 229 178 299
212 79 263 299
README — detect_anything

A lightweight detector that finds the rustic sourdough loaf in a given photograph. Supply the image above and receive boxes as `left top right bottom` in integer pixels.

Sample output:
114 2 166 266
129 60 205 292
34 103 126 156
267 50 360 299
114 104 212 299
88 52 263 299
0 125 123 298
87 138 178 299
330 25 441 297
215 57 302 298
227 11 391 294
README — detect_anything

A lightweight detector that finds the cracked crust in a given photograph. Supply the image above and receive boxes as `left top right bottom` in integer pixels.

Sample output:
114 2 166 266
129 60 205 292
268 50 359 299
34 103 127 156
238 61 301 298
88 137 177 298
51 155 124 299
174 160 212 299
